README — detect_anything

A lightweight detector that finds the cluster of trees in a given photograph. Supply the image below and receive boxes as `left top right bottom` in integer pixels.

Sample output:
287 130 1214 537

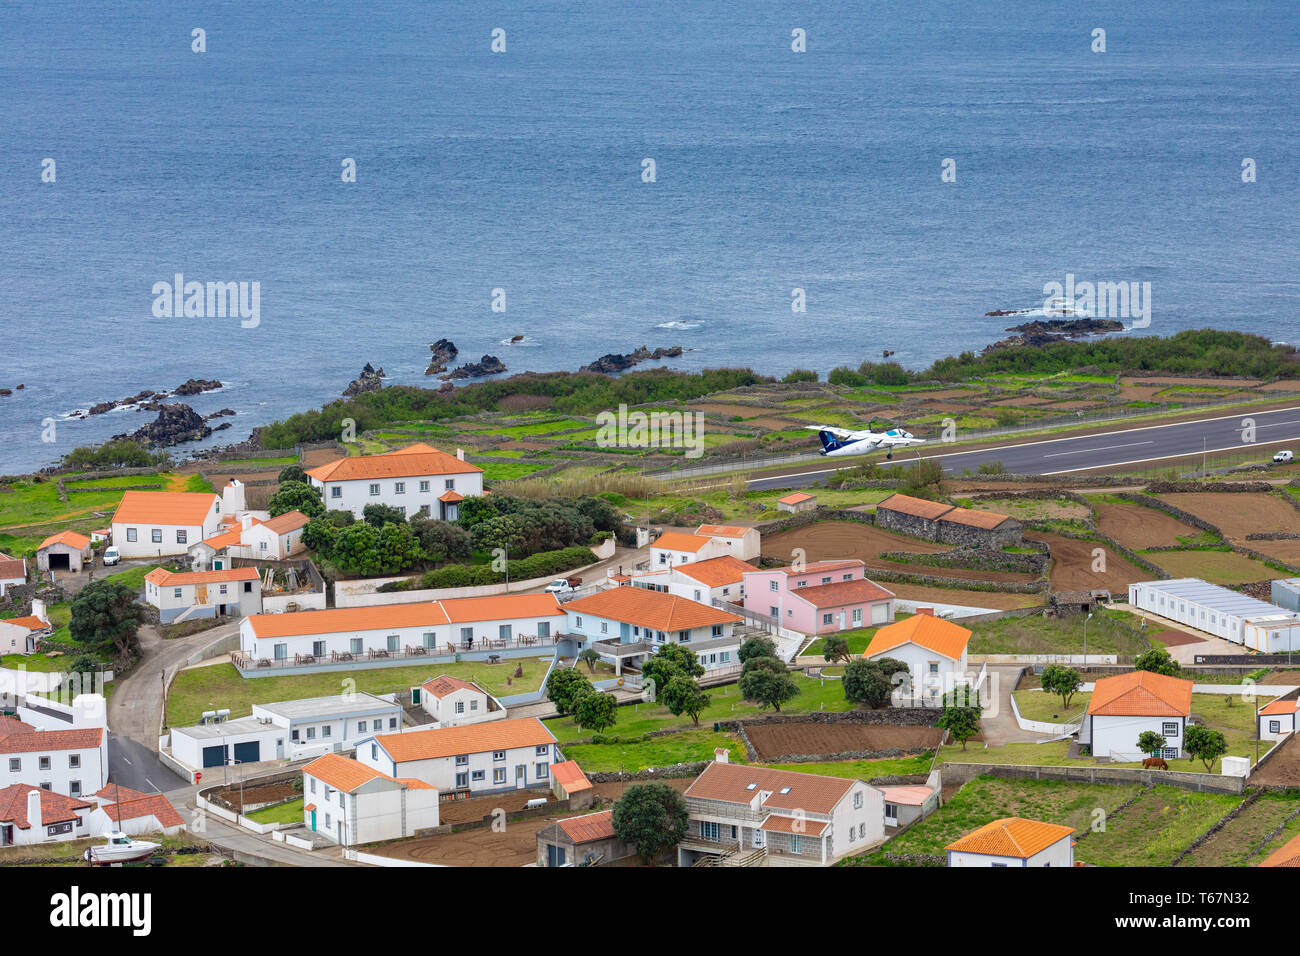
611 782 690 865
828 360 911 388
545 667 619 733
639 644 711 725
459 494 629 552
1138 726 1226 771
68 579 147 667
61 439 170 470
842 656 909 709
736 636 800 712
414 546 595 590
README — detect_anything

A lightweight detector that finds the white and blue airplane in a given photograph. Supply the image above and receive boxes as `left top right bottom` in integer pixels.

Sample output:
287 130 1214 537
805 423 926 459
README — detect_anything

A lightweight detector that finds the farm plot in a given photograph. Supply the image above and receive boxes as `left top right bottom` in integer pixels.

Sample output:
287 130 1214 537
1144 549 1278 586
887 583 1044 611
971 497 1090 522
1244 538 1300 566
1160 493 1300 541
743 722 943 761
1023 530 1150 593
1075 786 1243 867
1177 791 1300 867
1093 500 1209 550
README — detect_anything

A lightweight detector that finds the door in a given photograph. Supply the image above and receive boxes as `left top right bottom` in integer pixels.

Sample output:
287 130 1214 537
276 738 285 759
310 809 317 832
515 764 526 788
838 611 846 630
871 602 890 625
195 584 208 606
620 621 630 642
547 844 566 867
233 741 260 764
752 828 766 849
201 744 228 768
0 824 11 846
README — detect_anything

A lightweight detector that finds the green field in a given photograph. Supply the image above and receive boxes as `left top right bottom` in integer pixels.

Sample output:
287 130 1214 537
803 628 877 658
967 608 1149 656
1012 689 1090 723
1177 791 1300 867
247 797 305 825
559 727 745 773
1077 786 1242 867
1143 549 1280 586
165 657 552 727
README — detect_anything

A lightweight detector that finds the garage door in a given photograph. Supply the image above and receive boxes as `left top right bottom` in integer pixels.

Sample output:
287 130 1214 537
233 741 260 764
201 745 228 768
48 553 71 571
871 603 890 625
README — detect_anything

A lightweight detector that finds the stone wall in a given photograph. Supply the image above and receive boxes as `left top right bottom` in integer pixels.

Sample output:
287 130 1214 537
937 761 1244 795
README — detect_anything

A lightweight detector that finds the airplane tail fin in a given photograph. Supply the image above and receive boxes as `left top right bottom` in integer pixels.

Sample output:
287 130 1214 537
816 430 839 452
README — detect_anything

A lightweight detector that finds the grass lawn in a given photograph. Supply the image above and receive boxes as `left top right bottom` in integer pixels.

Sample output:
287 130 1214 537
559 727 745 773
1077 786 1243 867
247 797 304 824
967 608 1149 656
209 457 299 468
1013 689 1090 723
0 479 127 528
166 657 552 727
102 563 166 590
1144 549 1280 586
1179 790 1300 867
478 461 552 481
804 628 877 657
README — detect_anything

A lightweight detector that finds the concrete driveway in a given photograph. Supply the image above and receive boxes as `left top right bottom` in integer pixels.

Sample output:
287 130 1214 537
980 664 1056 745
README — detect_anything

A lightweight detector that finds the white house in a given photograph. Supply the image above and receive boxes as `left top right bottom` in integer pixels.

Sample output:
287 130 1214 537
86 784 186 838
302 752 439 847
861 612 972 704
1258 698 1299 741
144 566 263 624
1079 670 1193 762
417 675 506 728
168 692 404 771
306 442 484 521
0 784 93 847
562 585 743 675
35 531 91 574
189 511 309 570
678 755 885 866
0 552 28 596
631 554 752 606
0 716 108 798
355 717 558 795
110 490 223 559
0 608 51 657
237 593 564 663
946 817 1075 867
649 531 732 569
695 525 761 561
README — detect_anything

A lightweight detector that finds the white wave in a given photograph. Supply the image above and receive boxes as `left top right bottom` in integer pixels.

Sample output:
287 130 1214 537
656 320 703 330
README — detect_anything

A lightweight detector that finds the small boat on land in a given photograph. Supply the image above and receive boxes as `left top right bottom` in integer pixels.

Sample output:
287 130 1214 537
84 831 160 865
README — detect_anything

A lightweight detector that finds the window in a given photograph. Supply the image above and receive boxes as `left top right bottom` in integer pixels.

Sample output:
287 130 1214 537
470 701 478 711
423 632 436 649
47 821 73 836
359 722 367 734
1162 721 1179 737
309 777 316 793
369 483 380 496
456 772 469 788
821 576 831 584
700 821 720 841
331 486 342 498
126 528 137 542
720 651 730 663
68 780 81 797
499 624 512 640
350 638 363 656
455 701 465 714
1270 720 1282 734
535 763 549 779
693 590 702 602
712 625 723 637
858 823 866 838
312 640 326 657
173 588 183 599
678 630 690 643
371 745 377 761
770 606 779 618
387 634 399 652
574 616 582 629
472 769 485 781
445 479 455 490
419 481 430 493
274 643 287 660
854 792 862 809
219 584 228 595
929 662 939 675
322 725 331 738
884 803 898 824
372 719 382 730
600 621 608 634
68 755 80 769
306 727 316 739
394 482 405 494
7 758 19 773
822 614 833 626
258 541 267 551
537 622 550 639
39 756 51 771
852 608 862 624
176 530 187 544
243 582 252 593
843 573 852 581
388 717 397 729
493 768 506 784
152 529 163 543
493 750 506 761
790 834 803 854
456 755 469 766
535 745 549 756
769 580 778 591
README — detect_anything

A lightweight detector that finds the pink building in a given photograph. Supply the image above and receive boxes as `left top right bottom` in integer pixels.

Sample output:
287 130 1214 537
742 560 895 634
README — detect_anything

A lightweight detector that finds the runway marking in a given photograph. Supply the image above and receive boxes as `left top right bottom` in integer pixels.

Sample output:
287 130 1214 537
1043 440 1154 458
1043 440 1300 474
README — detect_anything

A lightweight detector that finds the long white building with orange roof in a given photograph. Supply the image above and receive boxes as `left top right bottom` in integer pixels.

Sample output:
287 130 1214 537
110 490 224 559
305 442 483 521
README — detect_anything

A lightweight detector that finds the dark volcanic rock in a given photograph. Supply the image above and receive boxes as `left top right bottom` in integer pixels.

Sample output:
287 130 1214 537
445 355 507 380
425 339 459 375
122 403 212 447
204 408 236 421
579 345 683 375
983 318 1124 353
343 363 386 397
173 378 223 396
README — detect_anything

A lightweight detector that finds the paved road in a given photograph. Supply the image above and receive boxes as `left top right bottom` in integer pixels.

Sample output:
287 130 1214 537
748 404 1300 490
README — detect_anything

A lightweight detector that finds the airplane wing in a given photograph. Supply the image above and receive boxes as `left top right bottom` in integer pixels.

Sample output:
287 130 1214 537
804 425 872 441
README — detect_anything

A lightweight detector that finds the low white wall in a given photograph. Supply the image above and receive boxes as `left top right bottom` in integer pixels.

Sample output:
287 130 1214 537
1010 691 1085 736
345 849 442 867
263 592 327 613
970 654 1119 666
334 555 610 608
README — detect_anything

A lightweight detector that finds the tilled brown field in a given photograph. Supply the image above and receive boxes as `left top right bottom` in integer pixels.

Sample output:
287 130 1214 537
1244 538 1300 565
744 722 943 761
1094 501 1205 550
1243 735 1300 787
1024 530 1150 593
887 583 1043 610
1161 492 1300 540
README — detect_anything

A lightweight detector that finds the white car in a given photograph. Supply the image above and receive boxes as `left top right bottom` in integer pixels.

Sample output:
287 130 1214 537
101 546 121 566
1274 450 1294 464
544 579 575 594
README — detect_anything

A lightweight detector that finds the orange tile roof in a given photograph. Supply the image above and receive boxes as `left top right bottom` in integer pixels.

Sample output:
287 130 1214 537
0 726 103 754
1087 671 1193 718
4 616 50 631
1260 832 1300 867
864 614 972 661
396 778 437 791
197 525 248 550
421 675 483 699
0 555 26 580
685 762 856 815
306 443 482 482
438 490 464 503
549 760 593 793
0 717 36 740
372 717 556 764
304 752 391 792
146 566 260 587
879 785 935 806
758 814 830 836
1258 699 1299 717
0 784 92 829
652 532 714 553
791 578 894 609
439 593 562 624
939 505 1015 530
112 491 219 527
95 784 148 801
245 602 450 640
556 809 614 843
563 586 741 632
696 524 753 538
100 793 185 828
262 510 309 534
945 817 1074 858
37 530 91 551
673 555 754 587
878 494 953 521
777 492 815 504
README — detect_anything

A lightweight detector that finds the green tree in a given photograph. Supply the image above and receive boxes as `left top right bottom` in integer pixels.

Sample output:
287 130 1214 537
662 675 711 726
936 705 981 751
738 635 776 665
375 522 423 574
546 667 594 716
611 783 689 865
1040 664 1083 709
268 480 324 519
738 666 800 712
1183 725 1228 771
277 464 308 485
641 642 705 694
329 522 382 575
842 659 893 708
301 516 337 555
821 634 850 665
1134 646 1182 677
1137 730 1166 757
363 503 407 528
578 648 602 674
69 579 146 662
574 690 618 733
409 516 473 564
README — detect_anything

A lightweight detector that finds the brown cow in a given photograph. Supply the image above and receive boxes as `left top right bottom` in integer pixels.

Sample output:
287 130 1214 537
1142 757 1169 771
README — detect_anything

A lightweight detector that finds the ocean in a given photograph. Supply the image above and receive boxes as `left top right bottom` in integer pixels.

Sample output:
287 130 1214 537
0 0 1297 473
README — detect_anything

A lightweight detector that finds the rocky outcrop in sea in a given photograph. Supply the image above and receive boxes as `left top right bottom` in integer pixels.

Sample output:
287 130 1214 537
579 345 684 375
116 403 212 447
343 363 386 396
74 379 224 418
444 355 507 380
425 339 459 375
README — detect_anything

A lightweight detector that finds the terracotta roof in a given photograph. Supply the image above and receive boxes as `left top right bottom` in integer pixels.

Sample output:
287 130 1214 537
438 490 464 503
95 784 148 801
777 492 815 505
0 555 27 580
304 752 391 792
0 784 92 829
864 614 972 662
685 762 857 815
1087 671 1193 718
563 587 740 632
0 726 103 755
549 760 593 793
878 494 953 521
771 560 866 578
262 510 309 534
696 525 753 538
4 615 50 631
146 566 260 587
439 593 562 624
373 717 556 764
396 778 437 791
939 505 1015 530
37 530 91 551
673 555 754 588
113 491 219 527
245 602 450 640
1260 832 1300 867
1258 699 1300 717
652 532 714 553
879 785 935 806
100 793 185 829
306 443 482 482
196 525 248 550
790 578 894 609
303 803 317 813
0 717 36 740
556 809 615 843
758 814 830 836
945 817 1074 858
421 675 483 699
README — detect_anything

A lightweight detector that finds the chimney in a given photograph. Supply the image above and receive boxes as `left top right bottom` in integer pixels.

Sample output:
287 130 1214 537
916 607 935 617
31 599 47 625
714 748 729 764
27 788 41 830
456 448 465 461
241 514 254 531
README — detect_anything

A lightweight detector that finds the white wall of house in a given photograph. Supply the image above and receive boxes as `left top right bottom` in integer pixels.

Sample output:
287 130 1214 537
112 505 222 558
698 529 760 561
357 740 557 795
232 522 305 560
302 773 439 846
948 839 1073 867
635 568 745 606
422 686 504 728
649 538 730 568
145 576 263 624
1 742 107 798
564 610 732 649
1260 711 1296 742
866 642 968 704
0 621 42 655
827 781 885 861
312 472 483 520
0 791 91 847
85 805 185 838
1085 714 1185 761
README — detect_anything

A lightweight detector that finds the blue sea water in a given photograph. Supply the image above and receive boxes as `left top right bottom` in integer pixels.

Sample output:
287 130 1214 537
0 0 1297 473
